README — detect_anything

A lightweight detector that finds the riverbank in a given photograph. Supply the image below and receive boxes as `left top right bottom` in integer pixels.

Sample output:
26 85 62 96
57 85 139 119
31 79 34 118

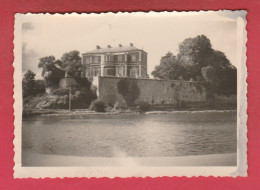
23 104 237 117
22 151 236 167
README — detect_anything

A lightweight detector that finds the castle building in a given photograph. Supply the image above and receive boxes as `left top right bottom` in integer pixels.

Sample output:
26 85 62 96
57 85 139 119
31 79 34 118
82 43 148 78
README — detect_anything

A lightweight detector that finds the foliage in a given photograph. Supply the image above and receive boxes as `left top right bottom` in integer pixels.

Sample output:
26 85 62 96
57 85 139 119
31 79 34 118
52 77 97 108
52 88 70 96
152 52 186 80
22 70 36 98
74 77 92 90
89 100 106 112
117 79 140 106
34 80 46 95
22 70 46 98
38 56 65 88
135 101 150 112
201 66 217 85
70 77 97 108
177 35 212 67
61 50 83 77
215 67 237 96
38 50 84 88
152 35 237 95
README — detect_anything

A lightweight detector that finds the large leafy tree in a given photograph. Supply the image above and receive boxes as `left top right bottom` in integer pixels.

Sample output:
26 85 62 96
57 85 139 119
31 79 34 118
22 70 36 98
152 52 186 80
61 50 83 77
177 35 212 67
38 56 65 87
152 35 237 95
38 50 83 87
22 70 46 98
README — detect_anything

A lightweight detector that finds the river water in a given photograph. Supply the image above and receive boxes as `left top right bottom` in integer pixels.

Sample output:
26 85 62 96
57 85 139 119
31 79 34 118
22 111 237 157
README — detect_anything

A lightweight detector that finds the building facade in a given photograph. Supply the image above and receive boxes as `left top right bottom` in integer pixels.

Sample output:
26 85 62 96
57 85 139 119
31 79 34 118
82 43 148 78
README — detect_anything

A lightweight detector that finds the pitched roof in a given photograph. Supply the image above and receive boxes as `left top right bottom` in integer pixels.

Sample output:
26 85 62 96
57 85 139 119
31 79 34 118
82 45 146 55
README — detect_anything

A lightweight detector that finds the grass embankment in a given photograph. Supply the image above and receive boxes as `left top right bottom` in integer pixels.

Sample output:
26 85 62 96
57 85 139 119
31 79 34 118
23 98 236 118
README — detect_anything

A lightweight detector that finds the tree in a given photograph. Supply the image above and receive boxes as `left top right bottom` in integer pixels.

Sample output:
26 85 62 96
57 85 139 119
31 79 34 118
38 56 65 87
61 50 83 77
117 79 140 106
177 35 212 67
22 70 36 98
38 56 56 77
216 67 237 96
177 35 234 73
152 34 237 95
201 66 217 85
152 52 186 80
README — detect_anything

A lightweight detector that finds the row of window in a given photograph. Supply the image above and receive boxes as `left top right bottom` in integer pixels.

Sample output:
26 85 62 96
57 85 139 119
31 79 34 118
86 66 146 77
84 56 101 64
84 53 145 64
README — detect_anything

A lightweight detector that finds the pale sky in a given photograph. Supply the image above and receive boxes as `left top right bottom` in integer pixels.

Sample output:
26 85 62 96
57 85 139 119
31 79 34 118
21 11 244 79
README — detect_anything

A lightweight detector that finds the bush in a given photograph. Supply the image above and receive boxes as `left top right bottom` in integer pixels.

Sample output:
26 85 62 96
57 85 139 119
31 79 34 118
52 88 69 96
89 100 106 112
136 101 150 112
35 80 46 95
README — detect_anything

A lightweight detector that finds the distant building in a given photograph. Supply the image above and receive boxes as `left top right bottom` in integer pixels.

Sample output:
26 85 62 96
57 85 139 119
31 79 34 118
82 43 148 78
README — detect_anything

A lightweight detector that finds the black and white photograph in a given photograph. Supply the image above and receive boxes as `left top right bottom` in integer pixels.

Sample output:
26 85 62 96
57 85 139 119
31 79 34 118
13 11 247 178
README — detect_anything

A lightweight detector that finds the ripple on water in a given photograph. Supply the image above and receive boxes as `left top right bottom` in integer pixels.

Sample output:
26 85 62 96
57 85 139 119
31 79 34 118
22 111 237 157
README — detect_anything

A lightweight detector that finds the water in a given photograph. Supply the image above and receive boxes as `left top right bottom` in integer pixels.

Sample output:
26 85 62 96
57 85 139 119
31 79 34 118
22 111 237 157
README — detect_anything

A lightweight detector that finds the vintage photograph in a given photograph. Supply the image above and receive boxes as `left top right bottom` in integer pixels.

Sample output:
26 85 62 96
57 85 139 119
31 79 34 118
13 11 247 178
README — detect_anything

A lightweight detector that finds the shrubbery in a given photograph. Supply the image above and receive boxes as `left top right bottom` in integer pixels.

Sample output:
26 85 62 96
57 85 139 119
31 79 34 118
152 35 237 96
135 100 150 112
89 100 106 112
52 88 70 96
23 70 45 98
117 79 140 106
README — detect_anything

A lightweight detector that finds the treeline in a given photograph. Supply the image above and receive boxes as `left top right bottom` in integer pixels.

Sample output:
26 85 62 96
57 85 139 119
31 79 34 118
22 70 45 98
23 50 84 98
152 35 237 96
38 50 84 88
22 50 97 110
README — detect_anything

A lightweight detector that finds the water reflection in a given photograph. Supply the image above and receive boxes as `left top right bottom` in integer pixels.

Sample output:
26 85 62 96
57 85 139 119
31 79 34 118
22 111 237 157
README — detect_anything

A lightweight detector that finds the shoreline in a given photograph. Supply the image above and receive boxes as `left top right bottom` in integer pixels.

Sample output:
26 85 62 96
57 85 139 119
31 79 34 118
22 151 237 167
23 107 237 117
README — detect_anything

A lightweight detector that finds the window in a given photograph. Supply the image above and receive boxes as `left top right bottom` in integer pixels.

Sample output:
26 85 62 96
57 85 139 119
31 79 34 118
106 54 112 61
116 67 124 76
93 56 100 64
136 67 139 75
83 56 90 64
115 54 124 62
105 68 115 76
86 57 90 64
130 67 138 78
142 53 147 63
131 55 137 62
118 55 123 62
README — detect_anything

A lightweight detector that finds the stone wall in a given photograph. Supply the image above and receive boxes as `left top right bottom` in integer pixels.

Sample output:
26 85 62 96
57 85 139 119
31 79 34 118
98 76 209 106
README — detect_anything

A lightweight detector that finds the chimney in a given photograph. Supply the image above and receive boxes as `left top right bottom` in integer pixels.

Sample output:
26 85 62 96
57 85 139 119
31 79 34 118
119 44 123 47
130 43 133 47
107 45 111 48
96 45 101 49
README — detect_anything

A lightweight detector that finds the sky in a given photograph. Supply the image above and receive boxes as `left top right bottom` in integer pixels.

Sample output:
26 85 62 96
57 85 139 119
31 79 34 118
21 11 244 79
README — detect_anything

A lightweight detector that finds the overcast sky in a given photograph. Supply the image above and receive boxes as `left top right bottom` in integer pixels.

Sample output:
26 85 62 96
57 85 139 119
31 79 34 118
21 11 244 79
